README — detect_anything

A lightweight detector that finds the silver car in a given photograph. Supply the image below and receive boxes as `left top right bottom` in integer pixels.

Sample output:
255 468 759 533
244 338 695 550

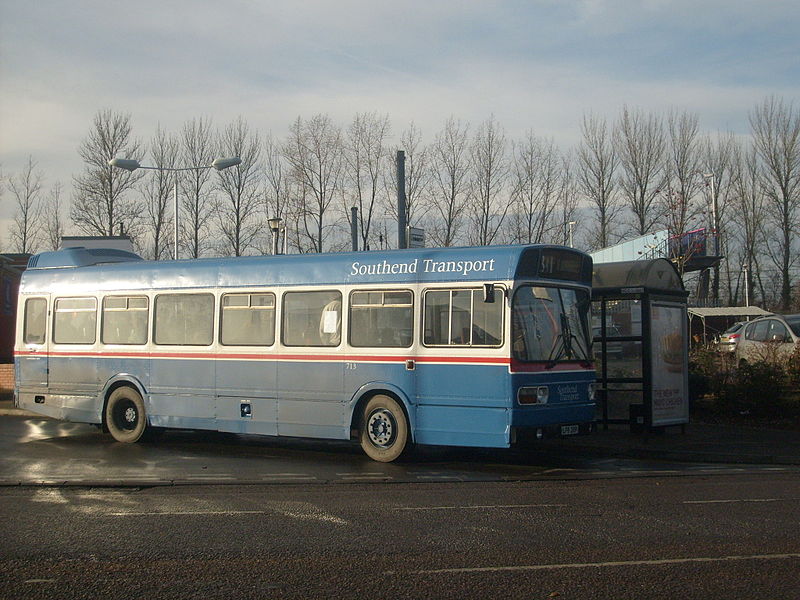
716 321 745 353
735 314 800 363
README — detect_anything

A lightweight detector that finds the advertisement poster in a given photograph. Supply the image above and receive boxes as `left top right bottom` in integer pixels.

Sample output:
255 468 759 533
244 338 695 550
650 302 689 426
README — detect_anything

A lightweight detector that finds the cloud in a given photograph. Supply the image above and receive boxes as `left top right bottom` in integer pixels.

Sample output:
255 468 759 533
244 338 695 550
1 0 798 227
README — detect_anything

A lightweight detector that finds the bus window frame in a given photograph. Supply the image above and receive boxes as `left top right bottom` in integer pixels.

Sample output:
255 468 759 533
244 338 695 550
219 291 277 347
52 296 98 345
421 285 505 349
23 296 48 345
153 292 216 347
281 289 343 348
101 294 150 346
348 288 414 349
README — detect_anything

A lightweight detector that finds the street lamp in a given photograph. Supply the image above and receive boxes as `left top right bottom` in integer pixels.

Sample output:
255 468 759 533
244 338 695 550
108 156 241 259
567 221 577 248
267 217 285 255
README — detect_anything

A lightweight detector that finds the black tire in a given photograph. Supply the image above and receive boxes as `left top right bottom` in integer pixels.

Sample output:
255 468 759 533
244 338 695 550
105 387 147 443
359 394 409 462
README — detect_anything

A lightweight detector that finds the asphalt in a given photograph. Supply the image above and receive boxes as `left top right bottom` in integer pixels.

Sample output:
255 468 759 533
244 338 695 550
2 397 799 466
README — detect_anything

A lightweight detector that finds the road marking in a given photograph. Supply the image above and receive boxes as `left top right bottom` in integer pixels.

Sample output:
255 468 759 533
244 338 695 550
107 510 268 516
683 498 793 505
395 504 567 511
397 553 800 575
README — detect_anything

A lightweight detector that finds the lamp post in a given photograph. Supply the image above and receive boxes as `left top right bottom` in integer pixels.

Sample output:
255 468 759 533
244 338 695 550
701 172 718 256
267 217 285 255
108 156 241 259
567 221 577 248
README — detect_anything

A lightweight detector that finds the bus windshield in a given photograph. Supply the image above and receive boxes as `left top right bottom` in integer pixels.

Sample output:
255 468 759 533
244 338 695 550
512 285 591 363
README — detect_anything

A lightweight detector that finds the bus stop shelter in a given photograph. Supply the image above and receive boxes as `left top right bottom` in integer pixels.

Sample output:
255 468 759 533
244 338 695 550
592 259 690 432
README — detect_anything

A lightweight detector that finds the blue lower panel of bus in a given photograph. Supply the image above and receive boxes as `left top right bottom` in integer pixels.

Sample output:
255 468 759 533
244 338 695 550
415 405 511 447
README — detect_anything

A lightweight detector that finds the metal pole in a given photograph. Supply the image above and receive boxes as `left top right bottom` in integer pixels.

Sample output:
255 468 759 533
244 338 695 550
174 175 179 260
743 263 750 306
710 175 719 256
272 229 279 256
396 151 407 249
351 207 359 251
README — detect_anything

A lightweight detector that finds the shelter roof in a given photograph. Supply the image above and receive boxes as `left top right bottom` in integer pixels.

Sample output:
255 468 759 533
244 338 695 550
687 306 772 319
592 258 685 294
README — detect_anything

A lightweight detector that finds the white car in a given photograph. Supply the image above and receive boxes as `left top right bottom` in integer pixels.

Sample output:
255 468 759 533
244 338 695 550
735 314 800 363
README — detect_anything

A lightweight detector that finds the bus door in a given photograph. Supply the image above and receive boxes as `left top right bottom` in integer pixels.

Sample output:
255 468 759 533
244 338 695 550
17 296 49 392
277 290 344 439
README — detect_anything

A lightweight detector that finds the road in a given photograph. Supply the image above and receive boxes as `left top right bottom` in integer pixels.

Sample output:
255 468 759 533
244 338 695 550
0 415 799 598
2 475 799 599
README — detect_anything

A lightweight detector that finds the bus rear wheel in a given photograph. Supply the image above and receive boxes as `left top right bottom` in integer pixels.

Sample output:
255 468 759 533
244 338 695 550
106 387 147 443
359 394 409 462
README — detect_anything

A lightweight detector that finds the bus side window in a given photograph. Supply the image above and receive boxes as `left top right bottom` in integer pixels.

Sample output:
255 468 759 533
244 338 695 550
53 297 97 345
154 293 214 346
349 290 413 348
102 296 148 345
423 288 502 347
283 290 342 347
23 298 47 344
220 293 276 346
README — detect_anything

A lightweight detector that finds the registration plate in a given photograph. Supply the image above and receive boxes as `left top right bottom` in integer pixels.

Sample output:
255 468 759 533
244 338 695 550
560 425 579 436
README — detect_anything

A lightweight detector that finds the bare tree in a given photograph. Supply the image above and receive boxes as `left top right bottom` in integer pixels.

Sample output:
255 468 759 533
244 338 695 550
141 126 178 260
466 116 509 246
42 182 66 251
72 109 144 237
509 132 563 245
659 110 703 275
262 133 297 254
343 112 391 250
429 117 470 247
730 142 766 306
576 113 620 249
555 152 581 247
749 96 800 311
180 117 216 258
283 114 344 253
7 156 44 254
613 106 666 235
216 117 262 256
699 131 736 303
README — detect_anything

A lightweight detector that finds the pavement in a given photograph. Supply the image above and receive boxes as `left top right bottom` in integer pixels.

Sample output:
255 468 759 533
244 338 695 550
2 397 800 466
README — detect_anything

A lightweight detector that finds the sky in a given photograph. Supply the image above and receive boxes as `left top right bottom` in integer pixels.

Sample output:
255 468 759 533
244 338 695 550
1 0 799 239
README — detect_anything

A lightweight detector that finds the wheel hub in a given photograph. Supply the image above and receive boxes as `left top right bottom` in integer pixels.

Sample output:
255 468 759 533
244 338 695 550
367 409 395 447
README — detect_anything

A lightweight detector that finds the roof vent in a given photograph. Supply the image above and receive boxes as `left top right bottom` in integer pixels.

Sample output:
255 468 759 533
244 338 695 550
27 247 143 270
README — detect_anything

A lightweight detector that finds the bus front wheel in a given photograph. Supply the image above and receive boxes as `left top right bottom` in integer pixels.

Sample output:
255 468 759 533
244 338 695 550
359 395 409 462
106 387 147 443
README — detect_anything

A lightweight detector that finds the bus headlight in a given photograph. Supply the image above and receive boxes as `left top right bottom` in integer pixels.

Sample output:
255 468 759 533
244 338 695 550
518 386 549 405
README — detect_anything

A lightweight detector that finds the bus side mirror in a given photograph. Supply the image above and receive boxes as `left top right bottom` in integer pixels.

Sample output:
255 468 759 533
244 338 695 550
483 283 495 303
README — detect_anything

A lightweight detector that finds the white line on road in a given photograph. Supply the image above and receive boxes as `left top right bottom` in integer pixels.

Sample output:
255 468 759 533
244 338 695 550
107 510 268 516
396 553 800 575
683 498 796 505
395 504 567 511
